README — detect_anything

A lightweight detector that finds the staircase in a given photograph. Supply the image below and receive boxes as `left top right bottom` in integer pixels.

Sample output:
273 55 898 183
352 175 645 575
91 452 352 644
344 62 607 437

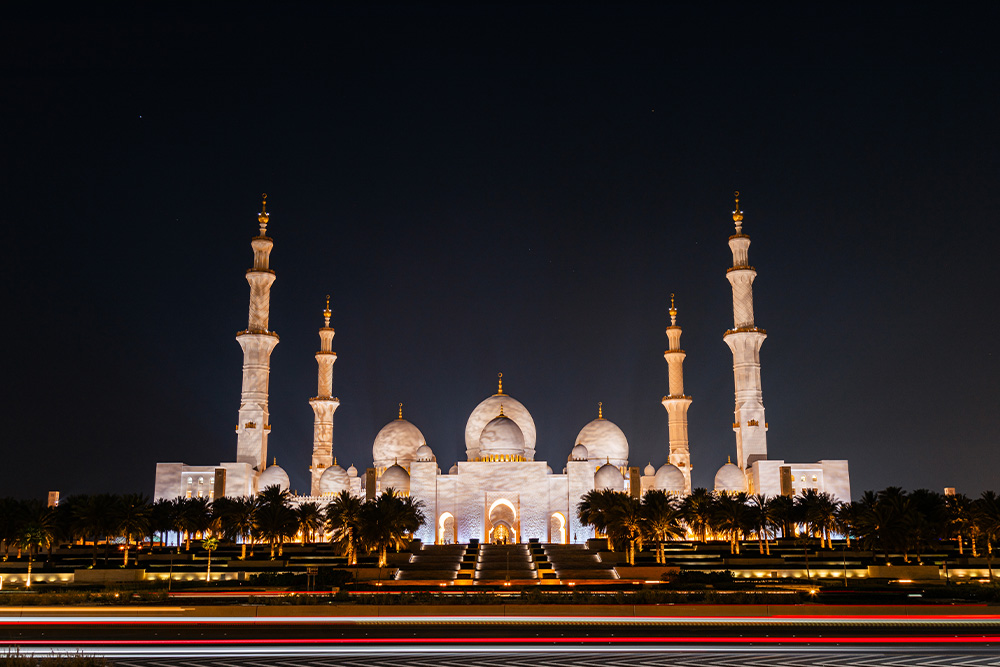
543 543 619 580
394 544 467 581
473 544 537 582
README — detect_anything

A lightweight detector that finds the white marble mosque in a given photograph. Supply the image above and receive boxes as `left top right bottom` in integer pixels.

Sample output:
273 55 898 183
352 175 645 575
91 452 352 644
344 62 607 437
153 193 850 544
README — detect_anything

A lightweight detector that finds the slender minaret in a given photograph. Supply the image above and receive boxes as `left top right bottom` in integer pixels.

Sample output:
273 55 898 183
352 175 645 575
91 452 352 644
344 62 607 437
661 294 693 494
235 194 279 472
309 295 341 495
723 191 768 471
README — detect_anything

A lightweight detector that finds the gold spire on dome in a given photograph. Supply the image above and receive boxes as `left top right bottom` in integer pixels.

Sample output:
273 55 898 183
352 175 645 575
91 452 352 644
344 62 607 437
273 457 277 466
732 191 743 233
598 402 604 419
397 403 403 420
323 294 331 327
498 403 505 417
258 193 270 235
669 293 677 326
497 372 504 395
727 455 732 464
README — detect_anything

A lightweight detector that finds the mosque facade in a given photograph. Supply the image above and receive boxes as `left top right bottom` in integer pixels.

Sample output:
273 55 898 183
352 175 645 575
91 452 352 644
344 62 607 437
153 194 850 544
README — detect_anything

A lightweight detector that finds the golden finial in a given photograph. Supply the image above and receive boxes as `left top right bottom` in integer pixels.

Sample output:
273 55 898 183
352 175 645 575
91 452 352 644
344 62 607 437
669 293 677 326
273 457 277 466
323 294 331 327
398 403 403 420
732 190 743 232
498 403 505 417
334 457 337 466
258 193 270 235
727 455 732 464
497 372 504 395
598 401 603 419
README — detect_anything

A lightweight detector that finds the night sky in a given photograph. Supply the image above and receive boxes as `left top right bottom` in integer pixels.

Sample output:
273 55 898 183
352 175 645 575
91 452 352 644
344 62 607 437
3 4 997 500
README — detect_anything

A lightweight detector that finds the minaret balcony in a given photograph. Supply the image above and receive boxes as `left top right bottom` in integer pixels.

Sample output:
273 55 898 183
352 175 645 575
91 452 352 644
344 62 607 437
236 329 280 338
726 265 756 273
245 268 276 275
724 326 766 336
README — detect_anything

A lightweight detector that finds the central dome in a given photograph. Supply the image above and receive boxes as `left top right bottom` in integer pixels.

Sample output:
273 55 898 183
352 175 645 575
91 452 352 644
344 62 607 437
372 417 425 469
478 413 526 459
574 415 629 466
465 380 536 461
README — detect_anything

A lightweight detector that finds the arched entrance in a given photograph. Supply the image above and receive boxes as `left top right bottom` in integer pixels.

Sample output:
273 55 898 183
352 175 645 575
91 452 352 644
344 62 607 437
437 512 456 545
487 498 517 544
549 512 567 544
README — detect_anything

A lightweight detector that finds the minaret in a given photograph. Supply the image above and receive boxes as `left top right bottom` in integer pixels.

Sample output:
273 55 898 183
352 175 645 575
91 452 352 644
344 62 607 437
309 295 341 495
235 194 279 472
723 191 768 471
661 294 693 494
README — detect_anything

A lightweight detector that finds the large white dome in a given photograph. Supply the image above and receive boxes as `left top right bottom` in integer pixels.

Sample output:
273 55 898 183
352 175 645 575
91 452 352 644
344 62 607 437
380 463 410 495
654 463 686 494
575 417 629 466
372 418 425 469
258 464 289 492
714 461 748 493
594 462 625 491
478 414 525 459
465 388 536 461
319 464 350 496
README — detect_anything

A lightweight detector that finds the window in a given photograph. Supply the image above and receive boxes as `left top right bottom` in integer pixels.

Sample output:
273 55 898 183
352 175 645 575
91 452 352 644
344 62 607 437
812 475 818 482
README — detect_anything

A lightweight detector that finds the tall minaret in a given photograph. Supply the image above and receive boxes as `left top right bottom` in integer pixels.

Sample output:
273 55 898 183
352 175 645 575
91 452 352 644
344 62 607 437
309 295 341 495
235 194 279 472
661 294 693 494
723 191 768 471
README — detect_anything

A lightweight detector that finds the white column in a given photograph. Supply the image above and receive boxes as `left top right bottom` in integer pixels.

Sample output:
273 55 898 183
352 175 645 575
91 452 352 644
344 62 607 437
661 295 693 494
235 195 278 472
723 192 768 471
310 296 341 495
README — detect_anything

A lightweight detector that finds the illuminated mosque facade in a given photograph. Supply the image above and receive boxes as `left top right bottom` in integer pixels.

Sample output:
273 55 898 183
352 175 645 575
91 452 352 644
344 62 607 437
153 194 850 544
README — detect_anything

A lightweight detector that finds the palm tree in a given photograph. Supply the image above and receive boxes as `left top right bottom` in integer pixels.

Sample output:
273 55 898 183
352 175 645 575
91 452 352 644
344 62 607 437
797 489 839 549
255 497 296 559
974 491 1000 581
72 494 118 566
217 496 258 559
14 502 56 588
769 495 796 540
203 536 219 582
176 497 213 551
576 489 621 548
712 492 750 554
0 497 23 560
748 494 776 555
606 494 643 565
641 490 685 564
148 498 178 548
359 490 426 567
680 488 715 543
326 491 364 565
944 493 973 555
115 494 151 566
293 502 325 545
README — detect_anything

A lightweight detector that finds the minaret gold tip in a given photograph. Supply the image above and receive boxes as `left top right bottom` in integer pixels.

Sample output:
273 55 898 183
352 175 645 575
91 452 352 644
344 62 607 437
669 293 677 326
258 193 270 234
398 403 403 420
323 294 332 326
497 372 504 395
598 401 603 419
732 190 744 231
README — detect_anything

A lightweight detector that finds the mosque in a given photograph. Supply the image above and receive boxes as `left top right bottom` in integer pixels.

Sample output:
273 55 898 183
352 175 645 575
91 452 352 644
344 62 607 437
153 193 850 544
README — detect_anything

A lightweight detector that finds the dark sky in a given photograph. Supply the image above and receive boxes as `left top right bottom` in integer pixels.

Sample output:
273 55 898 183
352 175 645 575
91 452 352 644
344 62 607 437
3 3 997 500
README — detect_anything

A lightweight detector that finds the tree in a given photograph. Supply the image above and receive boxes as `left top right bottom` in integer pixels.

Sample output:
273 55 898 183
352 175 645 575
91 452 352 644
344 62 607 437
359 490 426 567
115 494 151 566
176 497 213 551
607 494 643 565
748 494 776 555
769 495 796 540
796 489 839 549
14 502 55 588
293 502 325 545
576 489 620 549
680 488 715 543
148 498 178 548
641 490 685 564
944 493 973 556
974 491 1000 581
326 491 364 565
712 492 750 554
203 536 219 582
217 496 258 559
255 489 296 559
72 494 118 566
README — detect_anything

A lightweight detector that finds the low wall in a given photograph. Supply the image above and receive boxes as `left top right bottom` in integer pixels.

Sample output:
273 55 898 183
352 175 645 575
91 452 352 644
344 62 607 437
74 569 146 583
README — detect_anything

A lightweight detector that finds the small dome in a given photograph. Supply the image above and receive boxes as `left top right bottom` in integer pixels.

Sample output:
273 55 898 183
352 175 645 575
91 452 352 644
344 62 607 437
644 463 656 476
569 444 589 461
372 418 425 469
478 414 525 458
415 444 434 461
594 463 624 491
546 465 553 474
347 465 358 477
575 418 629 466
714 462 747 493
380 464 410 494
466 393 536 461
448 464 458 475
258 464 289 492
319 464 350 495
654 464 686 493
